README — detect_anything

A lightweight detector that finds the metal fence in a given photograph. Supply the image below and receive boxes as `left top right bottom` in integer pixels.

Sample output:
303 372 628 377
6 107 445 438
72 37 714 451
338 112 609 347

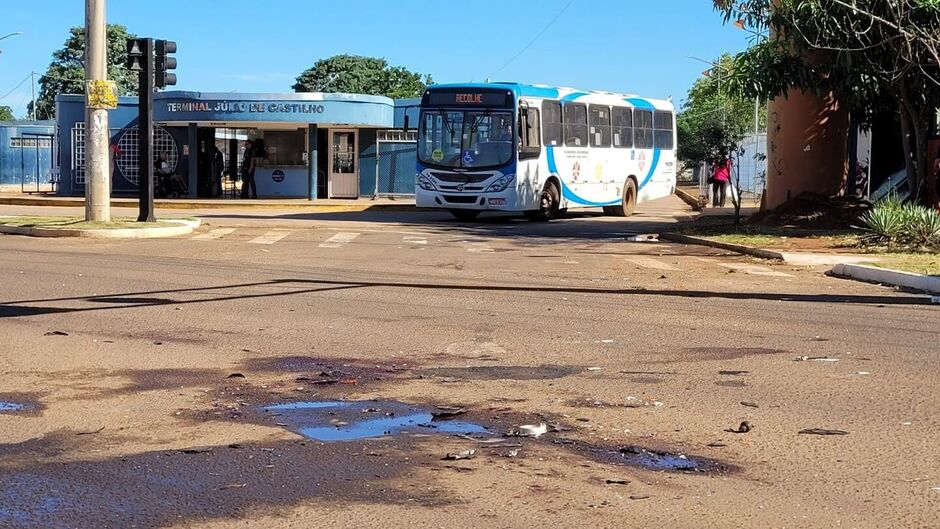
375 130 416 197
12 133 56 193
697 132 767 205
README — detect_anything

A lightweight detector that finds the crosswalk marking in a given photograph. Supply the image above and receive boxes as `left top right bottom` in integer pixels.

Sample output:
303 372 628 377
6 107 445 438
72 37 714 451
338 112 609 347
249 231 291 245
319 232 360 248
403 236 427 245
192 228 235 241
623 256 681 271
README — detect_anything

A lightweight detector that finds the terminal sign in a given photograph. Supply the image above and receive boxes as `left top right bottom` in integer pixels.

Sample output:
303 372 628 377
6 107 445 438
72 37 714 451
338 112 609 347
455 93 483 104
164 101 326 115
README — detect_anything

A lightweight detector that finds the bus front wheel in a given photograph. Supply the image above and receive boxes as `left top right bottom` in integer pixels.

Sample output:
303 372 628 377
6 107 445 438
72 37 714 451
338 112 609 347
611 179 637 217
528 181 561 221
449 209 481 221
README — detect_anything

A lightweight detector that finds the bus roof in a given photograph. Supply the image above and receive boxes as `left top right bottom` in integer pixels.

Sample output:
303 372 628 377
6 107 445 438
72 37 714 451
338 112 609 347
425 82 672 109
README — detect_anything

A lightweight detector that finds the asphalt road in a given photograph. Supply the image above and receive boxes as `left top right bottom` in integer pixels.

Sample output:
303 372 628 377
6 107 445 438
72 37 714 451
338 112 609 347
0 197 937 528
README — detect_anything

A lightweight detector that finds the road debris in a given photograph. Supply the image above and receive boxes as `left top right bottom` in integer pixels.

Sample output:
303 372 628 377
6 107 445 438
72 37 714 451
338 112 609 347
219 483 247 490
719 370 749 375
726 421 752 434
431 406 468 419
629 495 651 500
605 478 630 485
443 449 476 460
179 447 213 454
75 426 105 435
517 423 548 438
740 401 759 408
798 428 849 436
43 331 68 336
795 356 840 362
226 373 246 379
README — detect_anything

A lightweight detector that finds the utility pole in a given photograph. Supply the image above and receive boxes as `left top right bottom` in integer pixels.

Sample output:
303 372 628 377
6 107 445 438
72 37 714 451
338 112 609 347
84 0 111 221
30 72 35 120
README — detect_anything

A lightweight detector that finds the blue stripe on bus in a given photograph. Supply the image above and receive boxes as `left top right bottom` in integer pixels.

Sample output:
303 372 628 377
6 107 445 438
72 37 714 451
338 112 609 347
560 92 588 102
638 148 661 190
625 97 656 110
546 146 623 207
519 86 560 99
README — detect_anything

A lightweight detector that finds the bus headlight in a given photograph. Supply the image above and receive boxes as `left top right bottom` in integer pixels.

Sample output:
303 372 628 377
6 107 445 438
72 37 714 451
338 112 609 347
485 173 515 193
417 174 437 191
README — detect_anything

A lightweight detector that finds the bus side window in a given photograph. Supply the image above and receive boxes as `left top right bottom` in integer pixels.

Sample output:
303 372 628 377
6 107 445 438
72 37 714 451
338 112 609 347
654 111 674 150
611 107 633 148
589 105 611 148
541 101 563 146
634 110 654 149
564 103 588 147
519 106 541 160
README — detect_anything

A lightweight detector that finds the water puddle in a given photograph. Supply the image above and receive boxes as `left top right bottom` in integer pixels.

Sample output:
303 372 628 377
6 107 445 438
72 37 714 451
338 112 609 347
556 440 735 474
262 400 488 442
0 401 26 413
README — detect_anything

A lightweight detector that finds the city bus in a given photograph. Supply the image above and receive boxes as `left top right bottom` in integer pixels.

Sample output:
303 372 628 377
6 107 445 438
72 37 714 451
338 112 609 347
415 83 677 221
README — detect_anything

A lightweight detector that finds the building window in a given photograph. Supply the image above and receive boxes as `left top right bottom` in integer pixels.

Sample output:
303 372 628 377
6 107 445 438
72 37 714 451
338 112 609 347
654 111 674 150
611 107 633 148
564 102 588 147
9 137 52 148
116 126 179 186
71 122 85 184
634 109 654 149
589 105 611 148
262 130 307 166
541 100 563 146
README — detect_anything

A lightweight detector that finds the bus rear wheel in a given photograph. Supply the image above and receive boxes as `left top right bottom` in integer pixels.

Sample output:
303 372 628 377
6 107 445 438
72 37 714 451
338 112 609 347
610 179 637 217
449 209 481 221
527 181 561 221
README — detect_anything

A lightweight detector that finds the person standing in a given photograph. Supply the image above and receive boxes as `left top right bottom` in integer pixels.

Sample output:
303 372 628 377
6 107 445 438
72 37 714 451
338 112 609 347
712 157 731 207
240 140 257 199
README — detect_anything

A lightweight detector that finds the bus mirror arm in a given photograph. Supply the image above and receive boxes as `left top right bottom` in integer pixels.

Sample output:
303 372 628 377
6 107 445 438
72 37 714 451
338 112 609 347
403 115 410 133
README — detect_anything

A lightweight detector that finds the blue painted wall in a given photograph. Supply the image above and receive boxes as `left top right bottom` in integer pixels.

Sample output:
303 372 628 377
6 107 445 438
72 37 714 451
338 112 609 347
0 121 55 187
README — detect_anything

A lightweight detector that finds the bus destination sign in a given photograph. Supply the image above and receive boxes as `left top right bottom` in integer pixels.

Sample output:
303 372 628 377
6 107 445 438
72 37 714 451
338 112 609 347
423 89 513 108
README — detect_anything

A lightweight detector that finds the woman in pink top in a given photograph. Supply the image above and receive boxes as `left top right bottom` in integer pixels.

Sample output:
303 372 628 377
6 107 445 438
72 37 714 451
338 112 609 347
712 158 731 207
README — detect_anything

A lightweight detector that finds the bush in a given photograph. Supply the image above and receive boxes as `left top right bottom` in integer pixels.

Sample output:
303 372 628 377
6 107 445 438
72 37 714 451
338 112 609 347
860 196 940 249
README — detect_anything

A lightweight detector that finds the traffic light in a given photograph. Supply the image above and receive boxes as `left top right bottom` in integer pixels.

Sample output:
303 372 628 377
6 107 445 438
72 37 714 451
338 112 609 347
126 38 147 71
155 40 177 89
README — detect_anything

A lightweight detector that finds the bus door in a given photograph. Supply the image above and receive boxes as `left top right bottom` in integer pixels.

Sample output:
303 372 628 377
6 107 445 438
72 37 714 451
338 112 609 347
518 102 542 205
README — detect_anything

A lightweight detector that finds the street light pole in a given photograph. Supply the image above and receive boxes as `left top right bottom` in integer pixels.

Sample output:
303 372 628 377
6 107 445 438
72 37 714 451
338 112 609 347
85 0 111 222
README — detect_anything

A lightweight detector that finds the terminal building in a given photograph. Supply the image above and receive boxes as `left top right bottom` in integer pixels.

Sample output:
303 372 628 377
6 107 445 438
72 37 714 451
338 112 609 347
54 91 419 199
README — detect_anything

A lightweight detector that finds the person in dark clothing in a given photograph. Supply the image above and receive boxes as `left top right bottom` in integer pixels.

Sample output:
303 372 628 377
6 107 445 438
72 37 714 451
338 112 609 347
240 140 257 199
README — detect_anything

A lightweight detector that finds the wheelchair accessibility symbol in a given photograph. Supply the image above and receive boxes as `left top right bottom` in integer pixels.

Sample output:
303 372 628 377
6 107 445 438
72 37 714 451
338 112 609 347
462 150 475 165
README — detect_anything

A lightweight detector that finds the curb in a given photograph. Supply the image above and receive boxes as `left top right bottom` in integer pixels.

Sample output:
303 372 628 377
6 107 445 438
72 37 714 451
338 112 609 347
0 218 201 239
674 188 703 210
0 196 418 212
658 232 785 260
829 263 940 294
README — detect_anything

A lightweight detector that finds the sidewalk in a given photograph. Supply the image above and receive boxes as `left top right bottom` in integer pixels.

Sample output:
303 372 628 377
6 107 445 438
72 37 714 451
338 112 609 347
0 193 416 212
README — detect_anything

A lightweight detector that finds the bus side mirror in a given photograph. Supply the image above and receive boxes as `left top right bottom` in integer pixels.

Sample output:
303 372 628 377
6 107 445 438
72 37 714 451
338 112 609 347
403 114 411 133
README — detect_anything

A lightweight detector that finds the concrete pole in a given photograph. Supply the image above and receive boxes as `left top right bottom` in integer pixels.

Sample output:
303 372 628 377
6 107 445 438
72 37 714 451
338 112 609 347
84 0 110 221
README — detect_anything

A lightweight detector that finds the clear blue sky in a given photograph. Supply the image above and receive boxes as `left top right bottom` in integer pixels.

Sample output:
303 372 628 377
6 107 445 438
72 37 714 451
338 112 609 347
0 0 754 118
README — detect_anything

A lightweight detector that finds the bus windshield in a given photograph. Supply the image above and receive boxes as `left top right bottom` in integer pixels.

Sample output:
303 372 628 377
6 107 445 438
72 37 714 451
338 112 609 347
418 110 515 169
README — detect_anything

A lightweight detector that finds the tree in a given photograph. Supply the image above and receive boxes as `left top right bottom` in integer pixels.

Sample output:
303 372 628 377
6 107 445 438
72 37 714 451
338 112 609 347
293 55 431 99
677 54 764 173
0 106 14 121
32 24 138 120
715 0 940 209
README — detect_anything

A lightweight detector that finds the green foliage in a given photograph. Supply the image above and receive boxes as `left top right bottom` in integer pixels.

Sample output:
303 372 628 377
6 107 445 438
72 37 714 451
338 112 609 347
861 196 940 248
716 0 940 207
33 24 138 120
677 54 762 171
292 55 431 99
0 105 14 121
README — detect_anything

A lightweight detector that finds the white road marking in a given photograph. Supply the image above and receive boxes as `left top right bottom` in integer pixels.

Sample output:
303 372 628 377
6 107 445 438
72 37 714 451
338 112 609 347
249 231 291 245
403 236 427 245
623 256 681 271
716 263 793 277
192 228 235 241
460 240 494 253
319 232 360 248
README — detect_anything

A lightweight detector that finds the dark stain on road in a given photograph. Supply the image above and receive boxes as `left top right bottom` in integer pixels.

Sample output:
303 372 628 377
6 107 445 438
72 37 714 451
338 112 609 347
416 365 582 381
0 393 43 415
628 376 666 384
0 439 445 529
715 380 748 388
683 347 789 361
555 439 738 475
261 400 489 441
